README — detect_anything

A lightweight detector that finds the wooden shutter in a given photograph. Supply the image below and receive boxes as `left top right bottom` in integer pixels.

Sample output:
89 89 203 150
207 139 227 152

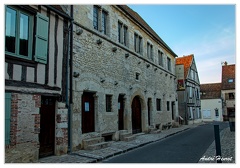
35 13 49 64
5 93 11 145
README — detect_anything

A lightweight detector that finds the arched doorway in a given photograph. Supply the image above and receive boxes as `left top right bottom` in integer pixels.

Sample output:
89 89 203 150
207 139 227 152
131 96 142 134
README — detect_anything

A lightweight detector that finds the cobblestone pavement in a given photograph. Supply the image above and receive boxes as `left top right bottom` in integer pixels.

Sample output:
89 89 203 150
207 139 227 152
198 127 235 163
39 123 201 163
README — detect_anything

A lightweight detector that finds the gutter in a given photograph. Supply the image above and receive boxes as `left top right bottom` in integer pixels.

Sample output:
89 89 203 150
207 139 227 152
67 5 74 153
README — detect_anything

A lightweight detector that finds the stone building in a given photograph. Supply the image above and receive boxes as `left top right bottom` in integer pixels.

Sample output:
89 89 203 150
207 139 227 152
200 83 223 122
68 5 179 150
221 63 235 121
176 54 201 125
5 5 71 162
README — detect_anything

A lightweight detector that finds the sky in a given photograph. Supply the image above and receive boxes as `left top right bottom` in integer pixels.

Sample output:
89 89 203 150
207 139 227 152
128 4 236 84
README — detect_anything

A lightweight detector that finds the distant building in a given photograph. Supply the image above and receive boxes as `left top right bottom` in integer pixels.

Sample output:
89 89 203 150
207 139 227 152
176 54 201 125
200 83 223 122
221 63 235 121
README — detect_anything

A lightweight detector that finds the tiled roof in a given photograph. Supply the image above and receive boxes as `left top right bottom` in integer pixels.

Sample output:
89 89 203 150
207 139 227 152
200 83 222 99
176 54 193 79
222 64 235 90
118 5 177 57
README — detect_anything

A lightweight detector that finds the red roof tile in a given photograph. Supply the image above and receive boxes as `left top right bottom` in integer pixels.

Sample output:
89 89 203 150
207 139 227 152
200 83 221 99
176 54 193 79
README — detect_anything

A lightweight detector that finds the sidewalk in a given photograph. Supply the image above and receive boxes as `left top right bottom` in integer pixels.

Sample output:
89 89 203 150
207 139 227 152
39 123 202 163
198 126 235 163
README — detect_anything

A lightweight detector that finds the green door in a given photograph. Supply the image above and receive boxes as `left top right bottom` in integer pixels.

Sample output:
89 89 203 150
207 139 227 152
5 93 11 145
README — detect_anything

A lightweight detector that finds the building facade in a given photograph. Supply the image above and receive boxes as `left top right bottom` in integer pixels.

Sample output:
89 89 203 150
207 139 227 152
221 63 235 121
5 5 71 162
68 5 179 150
200 83 223 122
176 54 201 125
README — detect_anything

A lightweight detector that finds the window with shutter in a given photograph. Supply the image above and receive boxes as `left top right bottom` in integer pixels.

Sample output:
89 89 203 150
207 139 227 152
5 93 11 145
5 6 33 60
35 13 49 64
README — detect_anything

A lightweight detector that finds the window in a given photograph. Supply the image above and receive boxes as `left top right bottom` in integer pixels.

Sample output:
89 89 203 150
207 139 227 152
167 57 171 71
158 50 163 66
167 101 170 111
215 109 219 117
189 87 193 98
5 6 49 64
106 95 112 112
93 6 108 35
147 42 153 61
118 21 128 47
136 72 140 80
123 26 128 46
229 93 235 100
156 98 161 111
93 6 99 30
134 33 142 55
228 78 234 83
5 6 33 60
101 10 107 35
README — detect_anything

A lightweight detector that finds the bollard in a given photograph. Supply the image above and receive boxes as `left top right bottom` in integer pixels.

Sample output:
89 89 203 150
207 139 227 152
214 125 222 163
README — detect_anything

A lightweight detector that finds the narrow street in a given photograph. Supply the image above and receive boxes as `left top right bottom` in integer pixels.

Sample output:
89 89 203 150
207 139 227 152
102 122 228 163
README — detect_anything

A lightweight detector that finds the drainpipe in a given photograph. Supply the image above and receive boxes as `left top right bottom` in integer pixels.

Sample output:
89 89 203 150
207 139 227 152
68 5 73 154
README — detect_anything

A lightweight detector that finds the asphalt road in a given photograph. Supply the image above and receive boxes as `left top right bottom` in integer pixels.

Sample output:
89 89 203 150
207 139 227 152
102 122 228 163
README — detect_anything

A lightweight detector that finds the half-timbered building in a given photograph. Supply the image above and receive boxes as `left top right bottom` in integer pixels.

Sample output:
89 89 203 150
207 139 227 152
5 5 72 162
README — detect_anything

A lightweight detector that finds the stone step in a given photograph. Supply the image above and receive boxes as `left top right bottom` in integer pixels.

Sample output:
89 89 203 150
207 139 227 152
82 137 104 148
85 142 109 150
134 132 145 136
119 130 128 134
123 135 136 142
119 132 132 141
151 129 161 134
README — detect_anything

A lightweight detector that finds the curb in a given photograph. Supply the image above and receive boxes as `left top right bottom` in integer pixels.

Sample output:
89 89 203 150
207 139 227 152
91 127 191 163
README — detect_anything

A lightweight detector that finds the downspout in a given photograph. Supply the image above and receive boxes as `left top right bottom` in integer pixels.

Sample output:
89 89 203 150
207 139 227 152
68 5 73 153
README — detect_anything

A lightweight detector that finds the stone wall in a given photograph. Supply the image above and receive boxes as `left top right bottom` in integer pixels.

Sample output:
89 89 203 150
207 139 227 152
71 5 178 149
5 93 40 163
5 93 68 162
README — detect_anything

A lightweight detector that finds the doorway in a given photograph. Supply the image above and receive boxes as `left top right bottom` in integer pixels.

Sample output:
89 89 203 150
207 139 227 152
147 98 152 126
82 92 95 133
118 95 124 130
39 96 56 158
131 96 142 134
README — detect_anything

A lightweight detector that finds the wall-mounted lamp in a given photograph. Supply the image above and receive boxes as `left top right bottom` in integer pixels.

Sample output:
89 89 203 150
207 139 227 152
97 39 102 45
76 28 83 35
73 72 80 78
100 78 105 83
112 47 117 52
129 85 133 90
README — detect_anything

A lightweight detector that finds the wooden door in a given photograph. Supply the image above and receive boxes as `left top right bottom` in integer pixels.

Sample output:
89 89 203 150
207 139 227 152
118 95 124 130
147 98 151 126
39 96 55 158
82 92 95 133
131 96 142 134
